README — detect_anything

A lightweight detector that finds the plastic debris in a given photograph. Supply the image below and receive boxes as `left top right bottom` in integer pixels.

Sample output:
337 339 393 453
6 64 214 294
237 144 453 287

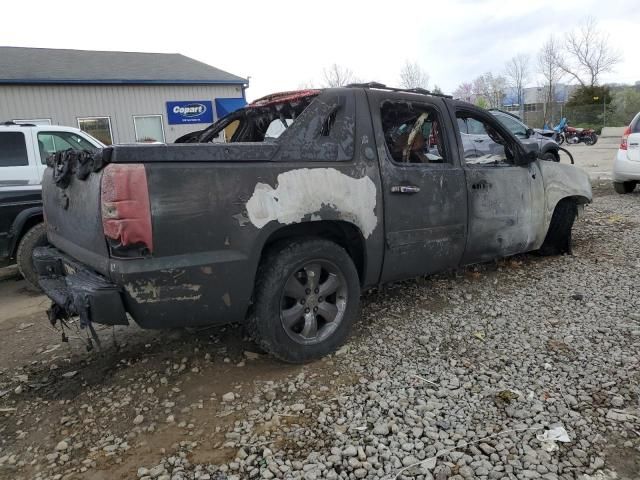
536 424 571 452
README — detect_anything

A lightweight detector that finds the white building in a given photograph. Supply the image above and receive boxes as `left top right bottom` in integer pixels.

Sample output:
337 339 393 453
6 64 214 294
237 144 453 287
0 47 248 144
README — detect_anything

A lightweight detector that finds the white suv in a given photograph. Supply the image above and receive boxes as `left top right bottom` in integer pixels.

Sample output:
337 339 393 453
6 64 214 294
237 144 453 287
0 122 103 287
613 112 640 194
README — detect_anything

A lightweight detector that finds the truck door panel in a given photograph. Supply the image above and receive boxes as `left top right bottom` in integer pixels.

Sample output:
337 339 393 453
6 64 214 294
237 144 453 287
455 110 544 264
369 94 468 282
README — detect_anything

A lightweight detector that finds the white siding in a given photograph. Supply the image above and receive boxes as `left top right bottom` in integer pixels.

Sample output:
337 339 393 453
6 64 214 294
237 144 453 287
0 84 244 143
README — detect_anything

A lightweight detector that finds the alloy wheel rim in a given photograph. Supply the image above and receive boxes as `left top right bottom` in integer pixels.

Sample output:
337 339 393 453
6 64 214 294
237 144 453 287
279 260 348 345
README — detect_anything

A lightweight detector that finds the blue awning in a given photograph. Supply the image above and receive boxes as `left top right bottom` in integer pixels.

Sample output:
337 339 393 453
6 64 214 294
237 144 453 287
215 98 247 119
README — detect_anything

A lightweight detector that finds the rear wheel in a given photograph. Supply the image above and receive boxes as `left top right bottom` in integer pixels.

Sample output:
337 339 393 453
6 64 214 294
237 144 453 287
251 238 360 363
16 222 48 290
539 199 577 256
613 181 636 194
585 133 598 146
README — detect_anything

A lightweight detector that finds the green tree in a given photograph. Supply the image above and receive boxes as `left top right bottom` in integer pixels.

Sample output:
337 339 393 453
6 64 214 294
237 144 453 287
564 85 614 128
610 87 640 126
565 85 612 108
475 97 489 109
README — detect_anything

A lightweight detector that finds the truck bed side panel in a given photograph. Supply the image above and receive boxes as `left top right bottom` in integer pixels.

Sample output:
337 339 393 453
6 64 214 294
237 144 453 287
116 89 384 327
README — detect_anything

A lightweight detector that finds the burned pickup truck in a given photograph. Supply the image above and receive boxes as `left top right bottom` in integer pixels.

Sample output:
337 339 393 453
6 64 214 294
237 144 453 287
34 84 592 363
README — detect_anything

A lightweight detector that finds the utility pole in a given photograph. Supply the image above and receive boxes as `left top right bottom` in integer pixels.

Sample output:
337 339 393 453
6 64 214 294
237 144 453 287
594 95 606 130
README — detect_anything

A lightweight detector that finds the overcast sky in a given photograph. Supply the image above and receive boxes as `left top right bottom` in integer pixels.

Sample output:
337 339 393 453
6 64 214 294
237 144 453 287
2 0 639 101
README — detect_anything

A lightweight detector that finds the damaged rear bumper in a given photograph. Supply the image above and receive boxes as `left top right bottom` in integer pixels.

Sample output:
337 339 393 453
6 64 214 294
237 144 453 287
33 246 128 327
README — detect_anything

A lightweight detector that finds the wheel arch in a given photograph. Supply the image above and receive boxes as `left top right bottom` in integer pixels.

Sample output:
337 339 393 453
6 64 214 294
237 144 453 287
8 207 44 258
257 220 367 285
537 160 592 227
541 146 560 162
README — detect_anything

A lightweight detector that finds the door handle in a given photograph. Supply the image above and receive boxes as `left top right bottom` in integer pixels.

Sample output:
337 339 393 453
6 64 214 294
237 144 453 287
473 139 484 143
391 185 420 194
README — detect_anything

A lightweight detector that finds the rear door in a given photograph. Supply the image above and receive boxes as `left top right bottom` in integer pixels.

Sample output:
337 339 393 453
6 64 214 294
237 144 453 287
0 130 41 257
0 130 39 187
454 107 544 264
369 92 467 282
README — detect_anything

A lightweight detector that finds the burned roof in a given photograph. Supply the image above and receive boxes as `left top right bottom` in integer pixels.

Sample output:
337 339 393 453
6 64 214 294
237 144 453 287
249 90 322 108
0 46 247 85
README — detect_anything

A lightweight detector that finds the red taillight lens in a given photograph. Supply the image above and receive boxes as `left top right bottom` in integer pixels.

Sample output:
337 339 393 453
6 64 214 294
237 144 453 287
101 164 153 254
620 126 631 150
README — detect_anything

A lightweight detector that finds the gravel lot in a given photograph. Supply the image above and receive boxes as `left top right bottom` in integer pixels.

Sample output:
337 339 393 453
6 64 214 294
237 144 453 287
0 149 638 479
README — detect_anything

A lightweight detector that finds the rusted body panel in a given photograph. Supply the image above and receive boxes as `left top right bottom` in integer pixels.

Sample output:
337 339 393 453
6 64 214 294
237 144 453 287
36 87 592 331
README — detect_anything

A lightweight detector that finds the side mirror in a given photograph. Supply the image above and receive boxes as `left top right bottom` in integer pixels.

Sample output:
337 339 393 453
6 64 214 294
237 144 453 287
517 142 539 165
526 128 534 138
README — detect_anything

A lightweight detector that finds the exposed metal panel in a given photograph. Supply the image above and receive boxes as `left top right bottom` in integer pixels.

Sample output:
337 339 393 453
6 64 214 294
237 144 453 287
0 84 243 143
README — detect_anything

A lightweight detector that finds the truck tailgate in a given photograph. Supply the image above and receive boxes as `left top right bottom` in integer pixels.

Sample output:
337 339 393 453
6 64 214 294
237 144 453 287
42 168 110 275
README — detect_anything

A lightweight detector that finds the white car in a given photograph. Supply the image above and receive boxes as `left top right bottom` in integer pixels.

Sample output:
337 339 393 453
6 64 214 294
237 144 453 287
1 122 103 286
613 112 640 194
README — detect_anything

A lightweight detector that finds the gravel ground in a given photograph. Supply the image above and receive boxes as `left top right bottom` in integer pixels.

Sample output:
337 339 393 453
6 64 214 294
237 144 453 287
0 185 639 480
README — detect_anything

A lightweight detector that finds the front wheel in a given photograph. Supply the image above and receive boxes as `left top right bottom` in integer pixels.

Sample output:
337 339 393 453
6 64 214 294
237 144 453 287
541 151 559 162
251 239 361 363
556 133 565 145
613 181 636 194
538 199 577 256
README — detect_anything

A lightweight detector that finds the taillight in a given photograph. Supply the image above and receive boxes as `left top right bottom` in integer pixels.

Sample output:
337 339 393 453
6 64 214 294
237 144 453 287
620 126 631 150
101 164 153 255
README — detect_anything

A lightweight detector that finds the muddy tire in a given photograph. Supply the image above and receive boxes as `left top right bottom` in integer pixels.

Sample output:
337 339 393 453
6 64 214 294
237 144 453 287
250 238 360 363
613 181 636 194
538 199 577 256
16 222 48 290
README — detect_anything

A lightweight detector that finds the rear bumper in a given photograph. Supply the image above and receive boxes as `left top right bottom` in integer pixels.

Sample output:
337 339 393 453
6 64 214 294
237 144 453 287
612 149 640 182
33 246 128 327
35 244 254 329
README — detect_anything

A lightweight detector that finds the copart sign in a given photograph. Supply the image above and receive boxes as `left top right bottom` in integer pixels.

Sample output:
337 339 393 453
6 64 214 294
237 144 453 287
166 101 214 124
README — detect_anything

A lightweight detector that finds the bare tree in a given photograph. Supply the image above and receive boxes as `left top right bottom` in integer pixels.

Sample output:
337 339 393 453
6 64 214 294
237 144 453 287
558 17 622 86
399 61 430 90
296 79 317 89
471 72 506 108
322 64 357 87
538 35 564 123
486 73 507 108
504 54 530 113
453 82 474 102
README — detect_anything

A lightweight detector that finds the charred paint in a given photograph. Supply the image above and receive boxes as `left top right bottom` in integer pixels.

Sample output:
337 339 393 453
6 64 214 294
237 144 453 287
124 280 202 304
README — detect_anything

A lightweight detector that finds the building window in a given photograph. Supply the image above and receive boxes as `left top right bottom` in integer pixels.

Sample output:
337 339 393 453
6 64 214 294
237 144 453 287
524 104 537 112
133 115 165 143
13 118 52 126
78 117 113 145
